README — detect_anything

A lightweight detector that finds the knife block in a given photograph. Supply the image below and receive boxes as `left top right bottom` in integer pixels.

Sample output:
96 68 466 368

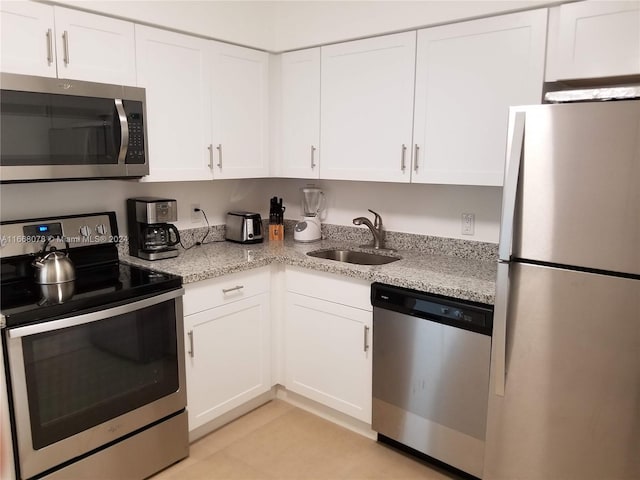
269 224 284 242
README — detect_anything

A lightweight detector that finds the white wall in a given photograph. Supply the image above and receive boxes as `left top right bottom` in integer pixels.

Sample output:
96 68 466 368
0 178 501 242
272 0 557 51
0 179 262 233
49 0 560 51
268 178 502 242
51 0 275 50
4 1 515 243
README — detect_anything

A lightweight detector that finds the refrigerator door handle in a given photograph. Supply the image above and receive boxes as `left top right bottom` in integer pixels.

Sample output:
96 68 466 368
493 261 511 396
498 109 526 261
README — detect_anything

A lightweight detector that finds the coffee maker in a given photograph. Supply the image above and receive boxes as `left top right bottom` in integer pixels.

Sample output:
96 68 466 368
127 197 180 260
294 186 326 242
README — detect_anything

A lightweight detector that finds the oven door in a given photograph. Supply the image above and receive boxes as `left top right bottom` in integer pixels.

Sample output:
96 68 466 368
4 288 186 480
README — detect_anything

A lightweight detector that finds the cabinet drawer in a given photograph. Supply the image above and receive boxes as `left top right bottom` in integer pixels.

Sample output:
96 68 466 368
184 266 271 316
285 266 371 311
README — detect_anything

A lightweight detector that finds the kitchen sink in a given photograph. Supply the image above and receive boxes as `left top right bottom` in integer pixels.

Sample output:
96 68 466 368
306 249 401 265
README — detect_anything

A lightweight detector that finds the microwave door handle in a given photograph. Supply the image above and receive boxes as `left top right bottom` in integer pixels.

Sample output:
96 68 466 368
115 99 129 164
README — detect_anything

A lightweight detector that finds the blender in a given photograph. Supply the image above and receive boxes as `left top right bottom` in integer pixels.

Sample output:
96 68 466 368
294 186 325 242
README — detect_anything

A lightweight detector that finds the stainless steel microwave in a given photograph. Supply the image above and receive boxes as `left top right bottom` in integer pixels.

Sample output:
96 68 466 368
0 73 149 183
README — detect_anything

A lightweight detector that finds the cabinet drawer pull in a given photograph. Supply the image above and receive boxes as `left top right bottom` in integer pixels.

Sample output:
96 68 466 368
400 144 407 172
46 28 53 65
311 145 317 169
222 285 244 294
414 144 420 172
187 330 194 358
364 325 370 352
62 30 70 65
216 144 223 169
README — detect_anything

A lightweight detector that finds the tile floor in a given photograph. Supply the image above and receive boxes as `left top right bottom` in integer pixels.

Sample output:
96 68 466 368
151 400 459 480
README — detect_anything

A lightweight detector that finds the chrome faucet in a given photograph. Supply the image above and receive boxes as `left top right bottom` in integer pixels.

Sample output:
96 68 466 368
353 209 386 250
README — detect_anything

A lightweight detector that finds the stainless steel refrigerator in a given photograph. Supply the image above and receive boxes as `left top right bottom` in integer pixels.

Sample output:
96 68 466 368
484 95 640 479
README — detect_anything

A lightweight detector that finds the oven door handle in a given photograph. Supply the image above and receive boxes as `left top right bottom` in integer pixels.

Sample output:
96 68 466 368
8 288 184 338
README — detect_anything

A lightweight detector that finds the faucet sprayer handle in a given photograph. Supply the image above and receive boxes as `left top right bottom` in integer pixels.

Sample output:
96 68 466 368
368 209 382 229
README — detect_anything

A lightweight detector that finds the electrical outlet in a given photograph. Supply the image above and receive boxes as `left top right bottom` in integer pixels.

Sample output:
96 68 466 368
462 213 475 235
190 204 201 223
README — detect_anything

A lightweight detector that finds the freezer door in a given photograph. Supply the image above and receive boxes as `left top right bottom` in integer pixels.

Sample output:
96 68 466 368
509 101 640 275
484 262 640 480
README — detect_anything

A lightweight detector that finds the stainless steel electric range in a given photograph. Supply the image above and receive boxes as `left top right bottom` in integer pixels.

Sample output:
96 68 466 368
0 212 188 480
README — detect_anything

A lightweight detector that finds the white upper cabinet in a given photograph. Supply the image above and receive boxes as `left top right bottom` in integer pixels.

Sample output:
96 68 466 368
546 1 640 81
412 9 547 186
53 7 136 86
135 25 213 182
210 41 270 179
0 2 56 77
0 3 136 85
279 48 321 179
320 32 416 183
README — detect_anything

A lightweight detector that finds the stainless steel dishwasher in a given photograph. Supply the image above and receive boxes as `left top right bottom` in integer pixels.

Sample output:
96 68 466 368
371 283 493 479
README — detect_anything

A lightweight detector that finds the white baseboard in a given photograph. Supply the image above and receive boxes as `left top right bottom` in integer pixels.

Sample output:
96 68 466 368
188 385 377 444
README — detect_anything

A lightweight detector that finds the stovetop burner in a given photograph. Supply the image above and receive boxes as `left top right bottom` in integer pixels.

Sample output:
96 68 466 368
1 262 181 328
1 211 182 328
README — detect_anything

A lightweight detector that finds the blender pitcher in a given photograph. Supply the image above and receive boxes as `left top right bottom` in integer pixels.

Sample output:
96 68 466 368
295 186 325 242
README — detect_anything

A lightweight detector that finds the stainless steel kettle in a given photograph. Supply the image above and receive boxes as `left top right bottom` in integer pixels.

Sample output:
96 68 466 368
33 239 76 284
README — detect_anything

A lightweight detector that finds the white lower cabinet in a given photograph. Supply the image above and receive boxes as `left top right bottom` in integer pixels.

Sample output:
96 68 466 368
183 268 271 431
182 265 374 431
284 267 373 423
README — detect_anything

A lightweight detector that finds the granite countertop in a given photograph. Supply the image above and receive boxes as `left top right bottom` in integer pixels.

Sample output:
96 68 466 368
121 238 498 304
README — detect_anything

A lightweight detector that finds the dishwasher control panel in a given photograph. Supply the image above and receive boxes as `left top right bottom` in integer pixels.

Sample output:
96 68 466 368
371 283 493 335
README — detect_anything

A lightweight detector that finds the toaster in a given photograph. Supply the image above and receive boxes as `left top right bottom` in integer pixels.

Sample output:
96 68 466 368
225 211 264 244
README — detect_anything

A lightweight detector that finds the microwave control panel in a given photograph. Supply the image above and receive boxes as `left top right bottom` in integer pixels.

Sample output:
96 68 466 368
124 100 146 165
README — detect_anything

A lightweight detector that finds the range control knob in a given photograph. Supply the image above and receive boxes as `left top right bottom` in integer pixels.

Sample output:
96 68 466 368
79 226 91 237
96 224 107 235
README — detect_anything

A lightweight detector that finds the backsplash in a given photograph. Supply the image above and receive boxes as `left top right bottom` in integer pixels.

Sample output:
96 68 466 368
120 221 498 263
318 222 498 262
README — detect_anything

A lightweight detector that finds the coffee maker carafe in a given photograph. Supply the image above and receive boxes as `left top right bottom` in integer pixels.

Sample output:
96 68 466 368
127 197 180 260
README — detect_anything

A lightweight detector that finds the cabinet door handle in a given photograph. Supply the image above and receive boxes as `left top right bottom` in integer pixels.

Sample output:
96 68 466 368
222 285 244 294
187 330 194 358
207 144 214 169
400 144 407 172
311 145 317 169
62 30 70 65
414 144 420 172
46 28 53 65
364 325 370 352
216 144 223 169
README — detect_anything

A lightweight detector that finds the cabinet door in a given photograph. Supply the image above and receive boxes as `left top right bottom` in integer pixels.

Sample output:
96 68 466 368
285 292 372 423
53 7 136 86
412 9 546 186
320 32 416 183
135 26 213 182
0 2 56 77
210 42 269 179
548 1 640 81
185 293 271 431
280 48 321 179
